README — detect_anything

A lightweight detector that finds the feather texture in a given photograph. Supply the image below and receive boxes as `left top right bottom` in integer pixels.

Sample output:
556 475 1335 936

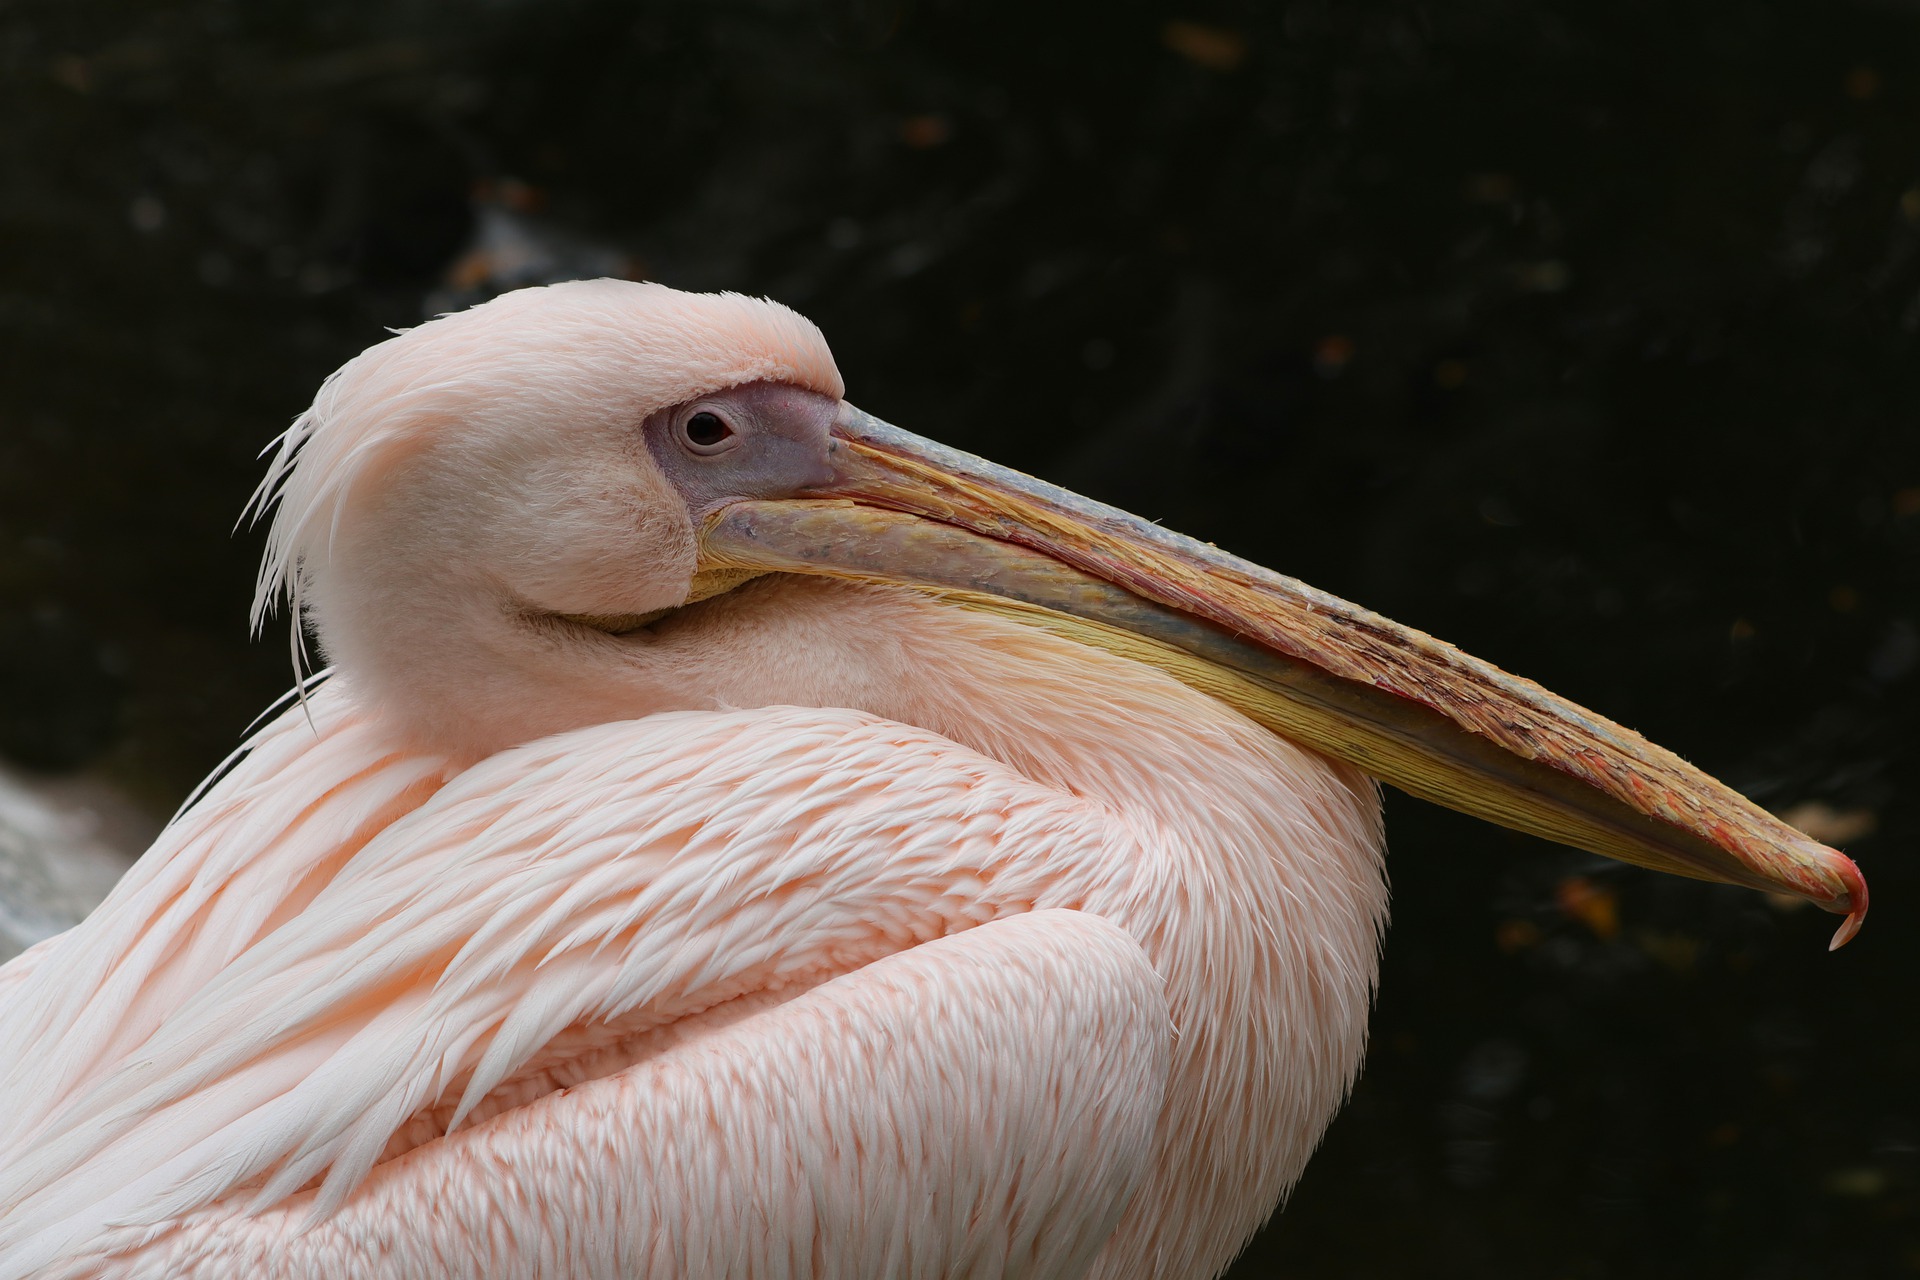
0 281 1392 1278
0 648 1384 1278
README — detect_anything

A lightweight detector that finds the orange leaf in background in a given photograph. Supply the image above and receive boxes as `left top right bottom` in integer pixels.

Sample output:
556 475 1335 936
1555 875 1619 939
1162 20 1246 72
1495 919 1541 953
899 115 951 149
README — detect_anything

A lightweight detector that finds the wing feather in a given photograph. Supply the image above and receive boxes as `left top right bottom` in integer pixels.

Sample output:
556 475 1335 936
0 696 1141 1277
71 910 1169 1280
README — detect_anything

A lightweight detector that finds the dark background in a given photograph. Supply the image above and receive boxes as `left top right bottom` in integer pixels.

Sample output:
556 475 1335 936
2 1 1915 1275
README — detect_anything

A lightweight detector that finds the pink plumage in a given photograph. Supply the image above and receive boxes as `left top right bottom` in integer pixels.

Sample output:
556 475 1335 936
0 279 1862 1278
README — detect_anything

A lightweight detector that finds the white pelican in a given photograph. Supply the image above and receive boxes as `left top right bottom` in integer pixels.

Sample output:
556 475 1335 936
0 280 1865 1278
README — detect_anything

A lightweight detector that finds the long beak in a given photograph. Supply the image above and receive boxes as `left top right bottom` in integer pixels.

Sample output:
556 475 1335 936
699 404 1868 948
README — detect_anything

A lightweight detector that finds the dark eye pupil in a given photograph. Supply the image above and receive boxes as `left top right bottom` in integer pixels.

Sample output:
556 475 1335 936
685 411 732 447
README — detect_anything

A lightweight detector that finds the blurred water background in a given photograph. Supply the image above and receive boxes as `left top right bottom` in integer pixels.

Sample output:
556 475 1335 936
1 1 1915 1274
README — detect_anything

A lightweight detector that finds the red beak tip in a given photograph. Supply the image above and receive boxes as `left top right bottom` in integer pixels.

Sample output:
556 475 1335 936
1826 853 1869 950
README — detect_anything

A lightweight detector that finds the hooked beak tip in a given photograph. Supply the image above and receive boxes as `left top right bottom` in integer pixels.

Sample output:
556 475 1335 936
1825 851 1869 950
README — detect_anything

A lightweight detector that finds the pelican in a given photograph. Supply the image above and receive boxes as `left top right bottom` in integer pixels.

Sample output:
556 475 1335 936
0 280 1865 1279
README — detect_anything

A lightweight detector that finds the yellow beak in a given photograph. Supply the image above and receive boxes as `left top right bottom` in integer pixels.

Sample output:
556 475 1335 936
699 405 1868 948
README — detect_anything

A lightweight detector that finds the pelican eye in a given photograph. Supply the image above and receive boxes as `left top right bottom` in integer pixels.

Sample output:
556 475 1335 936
682 410 737 455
